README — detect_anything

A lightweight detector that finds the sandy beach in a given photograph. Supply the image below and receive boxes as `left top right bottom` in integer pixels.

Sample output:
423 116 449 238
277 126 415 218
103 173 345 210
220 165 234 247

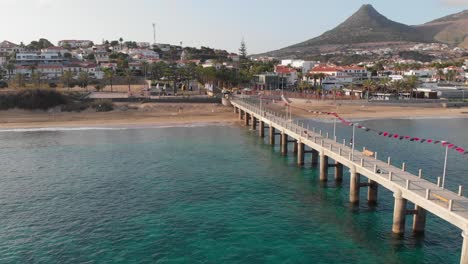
0 101 467 129
266 100 468 120
0 103 237 129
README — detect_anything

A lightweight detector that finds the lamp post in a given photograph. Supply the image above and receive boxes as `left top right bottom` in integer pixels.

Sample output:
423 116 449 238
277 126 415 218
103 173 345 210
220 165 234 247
442 145 449 189
351 123 356 161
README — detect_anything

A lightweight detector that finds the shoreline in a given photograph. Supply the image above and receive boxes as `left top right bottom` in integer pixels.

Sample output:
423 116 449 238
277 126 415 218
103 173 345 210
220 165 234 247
1 102 467 130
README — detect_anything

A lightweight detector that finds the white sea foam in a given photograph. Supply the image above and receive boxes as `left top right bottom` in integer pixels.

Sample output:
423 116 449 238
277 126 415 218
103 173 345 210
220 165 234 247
0 122 233 133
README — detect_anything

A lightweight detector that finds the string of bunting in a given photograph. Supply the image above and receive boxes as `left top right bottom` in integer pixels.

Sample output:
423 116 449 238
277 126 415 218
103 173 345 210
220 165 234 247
308 109 467 156
274 95 467 156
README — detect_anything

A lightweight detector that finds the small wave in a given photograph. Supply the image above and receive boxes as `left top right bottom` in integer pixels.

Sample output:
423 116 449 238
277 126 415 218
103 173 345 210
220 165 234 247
0 122 233 133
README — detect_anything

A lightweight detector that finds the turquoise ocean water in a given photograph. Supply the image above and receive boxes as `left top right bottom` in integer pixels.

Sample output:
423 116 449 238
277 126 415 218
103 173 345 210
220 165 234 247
0 118 467 263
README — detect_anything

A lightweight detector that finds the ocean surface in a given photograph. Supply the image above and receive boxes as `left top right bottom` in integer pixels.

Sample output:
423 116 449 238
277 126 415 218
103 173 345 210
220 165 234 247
0 118 467 263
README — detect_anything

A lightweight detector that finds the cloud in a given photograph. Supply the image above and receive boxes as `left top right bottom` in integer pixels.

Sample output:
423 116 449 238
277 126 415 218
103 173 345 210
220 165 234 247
439 0 468 6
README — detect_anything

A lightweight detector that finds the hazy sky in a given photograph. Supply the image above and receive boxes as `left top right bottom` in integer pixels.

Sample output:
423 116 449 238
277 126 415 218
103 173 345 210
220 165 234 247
1 0 467 53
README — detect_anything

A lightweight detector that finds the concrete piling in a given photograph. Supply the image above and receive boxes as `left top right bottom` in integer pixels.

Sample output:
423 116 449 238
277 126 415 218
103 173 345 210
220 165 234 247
461 231 468 264
251 116 256 130
297 142 304 166
412 205 426 234
244 113 250 126
392 191 407 235
311 150 319 168
269 126 275 145
368 180 378 205
350 168 360 205
259 121 265 137
319 152 328 182
293 141 298 154
335 162 343 182
281 132 288 156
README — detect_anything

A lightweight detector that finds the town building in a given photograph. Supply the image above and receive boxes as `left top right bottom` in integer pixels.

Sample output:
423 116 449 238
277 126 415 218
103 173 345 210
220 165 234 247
0 41 24 54
16 51 65 65
58 40 93 48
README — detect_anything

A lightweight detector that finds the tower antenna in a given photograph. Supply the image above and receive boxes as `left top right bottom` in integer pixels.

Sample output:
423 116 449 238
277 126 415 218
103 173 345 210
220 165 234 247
152 23 156 45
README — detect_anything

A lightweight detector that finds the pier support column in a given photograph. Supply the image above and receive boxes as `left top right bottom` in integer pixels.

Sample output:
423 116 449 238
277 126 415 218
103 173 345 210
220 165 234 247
461 231 468 264
251 116 257 130
335 162 343 182
239 110 243 120
412 205 426 234
311 150 319 168
319 152 328 182
293 140 298 154
392 191 407 235
350 168 360 205
259 121 265 138
281 132 288 156
297 142 304 167
234 107 238 114
244 113 250 126
368 180 378 205
269 126 275 145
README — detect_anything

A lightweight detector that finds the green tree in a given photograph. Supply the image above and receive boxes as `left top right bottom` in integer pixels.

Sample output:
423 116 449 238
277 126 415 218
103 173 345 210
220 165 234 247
31 72 42 88
239 39 248 70
14 73 26 88
78 72 90 90
61 70 74 89
119 37 124 50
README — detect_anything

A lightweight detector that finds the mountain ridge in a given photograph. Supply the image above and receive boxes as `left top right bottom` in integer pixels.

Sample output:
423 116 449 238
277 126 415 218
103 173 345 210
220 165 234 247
258 5 467 58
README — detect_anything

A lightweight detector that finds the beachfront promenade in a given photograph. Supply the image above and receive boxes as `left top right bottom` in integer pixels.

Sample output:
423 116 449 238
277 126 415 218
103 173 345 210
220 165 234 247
231 97 468 264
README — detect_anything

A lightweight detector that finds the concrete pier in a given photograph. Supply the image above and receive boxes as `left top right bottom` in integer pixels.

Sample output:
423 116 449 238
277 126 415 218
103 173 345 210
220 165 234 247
412 205 426 234
461 231 468 264
259 121 265 138
293 141 298 154
251 116 257 130
368 180 378 205
231 99 468 264
297 142 304 166
319 151 328 181
350 168 360 204
269 126 275 145
335 162 343 182
281 132 288 156
392 191 407 235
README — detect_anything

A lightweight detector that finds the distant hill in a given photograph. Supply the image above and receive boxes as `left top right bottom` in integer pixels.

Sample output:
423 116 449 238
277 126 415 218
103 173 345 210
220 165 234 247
258 5 467 58
414 10 468 49
260 5 430 58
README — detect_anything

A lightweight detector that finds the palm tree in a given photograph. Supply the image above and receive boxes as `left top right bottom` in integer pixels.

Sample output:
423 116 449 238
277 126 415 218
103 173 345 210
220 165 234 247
317 73 326 88
312 74 319 89
362 79 376 100
61 70 74 90
6 63 15 79
124 69 133 93
104 69 115 92
404 75 418 99
379 77 390 94
141 61 149 79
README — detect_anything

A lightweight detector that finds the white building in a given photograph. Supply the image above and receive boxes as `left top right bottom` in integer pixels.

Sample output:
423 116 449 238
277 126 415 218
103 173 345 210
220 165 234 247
0 40 24 54
403 69 435 78
275 65 298 86
281 59 318 73
16 51 64 64
58 40 93 48
14 64 64 79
